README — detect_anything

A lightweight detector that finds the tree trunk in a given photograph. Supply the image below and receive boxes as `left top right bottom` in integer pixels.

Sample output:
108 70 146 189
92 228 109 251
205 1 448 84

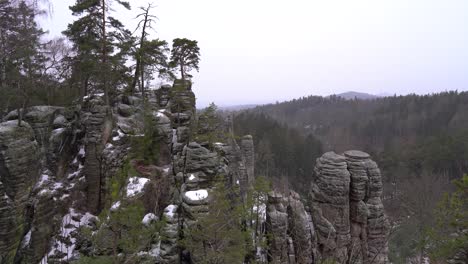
140 61 145 97
131 6 150 95
101 0 109 106
130 56 140 95
180 60 184 80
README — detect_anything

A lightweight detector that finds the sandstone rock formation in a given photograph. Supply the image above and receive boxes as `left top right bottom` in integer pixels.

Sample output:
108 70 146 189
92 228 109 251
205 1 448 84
309 151 389 263
0 121 39 263
0 79 390 264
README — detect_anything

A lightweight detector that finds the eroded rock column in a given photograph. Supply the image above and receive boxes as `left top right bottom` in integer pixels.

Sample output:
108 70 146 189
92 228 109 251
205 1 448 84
309 152 351 262
344 150 389 264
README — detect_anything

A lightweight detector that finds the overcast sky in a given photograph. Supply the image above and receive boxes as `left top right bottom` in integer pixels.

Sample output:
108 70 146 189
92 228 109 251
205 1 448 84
40 0 468 107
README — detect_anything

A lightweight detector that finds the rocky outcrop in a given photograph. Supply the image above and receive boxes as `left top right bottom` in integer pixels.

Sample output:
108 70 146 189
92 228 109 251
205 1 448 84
287 191 315 264
266 192 291 263
344 150 389 264
309 151 389 263
241 135 255 186
310 152 351 262
81 96 113 214
0 121 40 263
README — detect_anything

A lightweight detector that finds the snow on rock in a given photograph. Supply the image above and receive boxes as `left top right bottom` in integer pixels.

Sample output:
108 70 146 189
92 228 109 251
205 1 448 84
184 189 208 201
137 241 160 258
36 174 50 187
253 203 267 221
112 129 125 141
188 174 195 181
41 209 96 263
51 127 65 136
126 177 149 197
172 129 177 144
111 201 121 211
164 205 178 219
78 146 85 156
21 230 32 248
142 213 158 225
82 93 104 100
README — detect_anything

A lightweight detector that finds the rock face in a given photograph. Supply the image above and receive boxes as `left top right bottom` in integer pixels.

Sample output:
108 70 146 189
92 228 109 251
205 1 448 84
241 135 255 186
310 152 351 262
266 192 291 263
309 151 389 263
0 121 40 263
344 150 389 264
81 96 113 214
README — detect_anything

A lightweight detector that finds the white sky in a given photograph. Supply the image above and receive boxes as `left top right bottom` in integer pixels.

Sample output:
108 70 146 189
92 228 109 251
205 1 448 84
40 0 468 107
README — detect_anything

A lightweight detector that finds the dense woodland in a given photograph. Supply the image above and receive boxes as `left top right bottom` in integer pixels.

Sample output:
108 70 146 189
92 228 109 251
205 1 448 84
233 112 323 194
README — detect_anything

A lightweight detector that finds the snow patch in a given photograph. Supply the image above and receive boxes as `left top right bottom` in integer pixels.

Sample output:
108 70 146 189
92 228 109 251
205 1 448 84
164 205 178 219
51 127 65 136
111 201 121 211
78 146 85 156
142 213 158 225
253 203 267 221
37 174 49 187
185 189 208 201
113 129 125 141
172 129 177 144
83 93 104 100
22 230 32 248
137 241 160 258
126 177 149 197
188 174 195 181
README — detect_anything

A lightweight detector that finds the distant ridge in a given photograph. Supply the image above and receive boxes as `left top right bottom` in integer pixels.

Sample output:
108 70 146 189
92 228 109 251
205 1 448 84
332 91 379 100
218 104 258 111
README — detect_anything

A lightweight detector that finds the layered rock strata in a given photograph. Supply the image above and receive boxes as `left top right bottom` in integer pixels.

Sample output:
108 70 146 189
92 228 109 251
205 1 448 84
0 121 40 263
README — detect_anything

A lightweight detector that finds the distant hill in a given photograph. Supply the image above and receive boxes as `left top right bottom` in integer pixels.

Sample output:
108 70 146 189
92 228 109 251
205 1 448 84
218 104 258 111
332 91 379 100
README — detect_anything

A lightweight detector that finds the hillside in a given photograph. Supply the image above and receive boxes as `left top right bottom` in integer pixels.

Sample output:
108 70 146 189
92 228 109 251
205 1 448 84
234 91 468 261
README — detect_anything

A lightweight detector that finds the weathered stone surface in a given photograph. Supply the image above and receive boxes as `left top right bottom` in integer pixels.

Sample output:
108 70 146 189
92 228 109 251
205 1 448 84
241 135 255 186
160 205 180 264
266 192 290 263
117 103 134 117
344 150 389 264
309 151 350 262
0 121 40 263
81 97 113 214
287 191 314 264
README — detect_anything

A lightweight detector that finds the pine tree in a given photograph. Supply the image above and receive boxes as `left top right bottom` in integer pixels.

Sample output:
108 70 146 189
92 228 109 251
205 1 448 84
428 175 468 261
0 1 45 125
183 179 247 264
64 0 132 105
129 3 170 96
169 38 200 80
